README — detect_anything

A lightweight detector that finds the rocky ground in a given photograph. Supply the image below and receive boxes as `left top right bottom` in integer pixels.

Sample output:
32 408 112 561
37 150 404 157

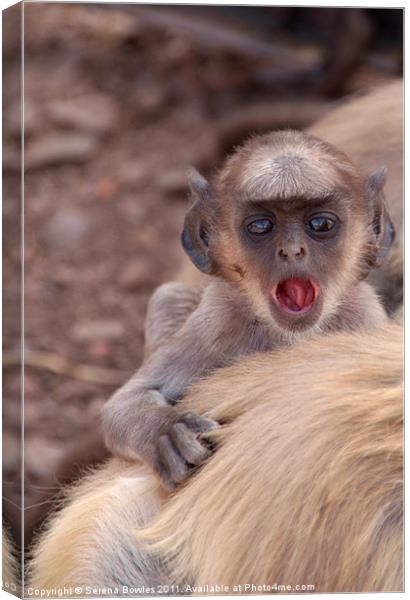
2 3 401 541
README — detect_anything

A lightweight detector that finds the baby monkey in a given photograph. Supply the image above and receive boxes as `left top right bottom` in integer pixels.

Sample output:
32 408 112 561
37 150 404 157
103 130 393 490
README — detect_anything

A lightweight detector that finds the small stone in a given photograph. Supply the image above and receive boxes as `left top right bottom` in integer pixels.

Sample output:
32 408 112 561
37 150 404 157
24 437 64 480
156 169 188 194
25 132 98 170
118 163 149 186
5 98 42 138
24 373 41 397
118 261 153 291
2 146 20 172
43 210 90 248
162 37 192 65
3 400 21 430
136 85 165 115
56 380 98 405
72 319 125 342
88 340 112 360
95 177 118 200
86 398 105 420
2 433 20 474
69 5 138 40
46 95 118 135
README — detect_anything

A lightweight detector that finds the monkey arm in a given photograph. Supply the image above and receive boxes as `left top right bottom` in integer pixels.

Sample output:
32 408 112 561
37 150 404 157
143 281 204 358
102 307 229 490
103 280 256 489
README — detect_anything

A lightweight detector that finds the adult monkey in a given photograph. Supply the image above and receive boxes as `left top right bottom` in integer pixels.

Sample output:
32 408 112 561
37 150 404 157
140 321 403 593
312 81 403 313
27 325 403 594
28 80 403 594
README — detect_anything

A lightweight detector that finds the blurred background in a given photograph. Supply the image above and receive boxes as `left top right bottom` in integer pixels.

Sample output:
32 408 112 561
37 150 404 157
2 3 403 545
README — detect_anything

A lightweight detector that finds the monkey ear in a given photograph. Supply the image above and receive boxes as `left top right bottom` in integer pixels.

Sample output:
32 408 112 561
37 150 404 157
181 169 218 275
365 167 395 268
187 167 209 198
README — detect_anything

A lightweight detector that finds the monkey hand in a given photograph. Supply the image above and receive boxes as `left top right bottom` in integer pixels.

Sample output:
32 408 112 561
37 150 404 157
103 390 218 490
150 408 219 491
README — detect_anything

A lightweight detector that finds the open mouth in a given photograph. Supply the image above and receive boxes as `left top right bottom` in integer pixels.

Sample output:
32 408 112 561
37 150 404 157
272 277 319 314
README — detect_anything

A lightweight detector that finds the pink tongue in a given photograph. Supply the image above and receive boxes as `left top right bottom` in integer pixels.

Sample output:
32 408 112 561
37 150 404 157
278 278 314 311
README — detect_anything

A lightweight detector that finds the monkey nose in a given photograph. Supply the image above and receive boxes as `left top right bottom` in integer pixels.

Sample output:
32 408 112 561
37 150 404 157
278 246 306 262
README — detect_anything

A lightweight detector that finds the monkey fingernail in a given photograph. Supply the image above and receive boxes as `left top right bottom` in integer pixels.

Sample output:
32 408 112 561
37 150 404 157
157 470 176 491
181 412 219 433
171 423 210 466
158 434 189 484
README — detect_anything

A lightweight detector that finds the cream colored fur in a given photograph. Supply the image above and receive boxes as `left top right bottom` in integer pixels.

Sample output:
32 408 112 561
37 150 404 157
2 527 20 597
140 322 403 593
28 323 403 594
310 80 403 309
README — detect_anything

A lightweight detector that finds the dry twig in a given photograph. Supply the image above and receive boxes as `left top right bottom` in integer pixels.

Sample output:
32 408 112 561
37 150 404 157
3 350 128 385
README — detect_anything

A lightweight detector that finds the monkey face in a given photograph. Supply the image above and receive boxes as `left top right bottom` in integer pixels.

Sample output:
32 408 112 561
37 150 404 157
182 131 394 335
232 197 351 333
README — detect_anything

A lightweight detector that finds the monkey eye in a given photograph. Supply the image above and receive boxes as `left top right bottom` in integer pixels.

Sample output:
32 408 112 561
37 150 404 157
246 218 274 236
308 215 337 234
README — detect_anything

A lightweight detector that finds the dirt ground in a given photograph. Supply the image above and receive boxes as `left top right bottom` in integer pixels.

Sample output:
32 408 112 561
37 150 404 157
2 3 402 542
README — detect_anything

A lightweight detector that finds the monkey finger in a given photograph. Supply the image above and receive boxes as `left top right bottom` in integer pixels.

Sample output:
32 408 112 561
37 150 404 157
154 465 176 492
181 412 220 434
158 434 189 486
170 422 210 466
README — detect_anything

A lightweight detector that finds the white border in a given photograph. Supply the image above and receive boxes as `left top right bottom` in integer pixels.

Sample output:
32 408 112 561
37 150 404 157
0 2 406 599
